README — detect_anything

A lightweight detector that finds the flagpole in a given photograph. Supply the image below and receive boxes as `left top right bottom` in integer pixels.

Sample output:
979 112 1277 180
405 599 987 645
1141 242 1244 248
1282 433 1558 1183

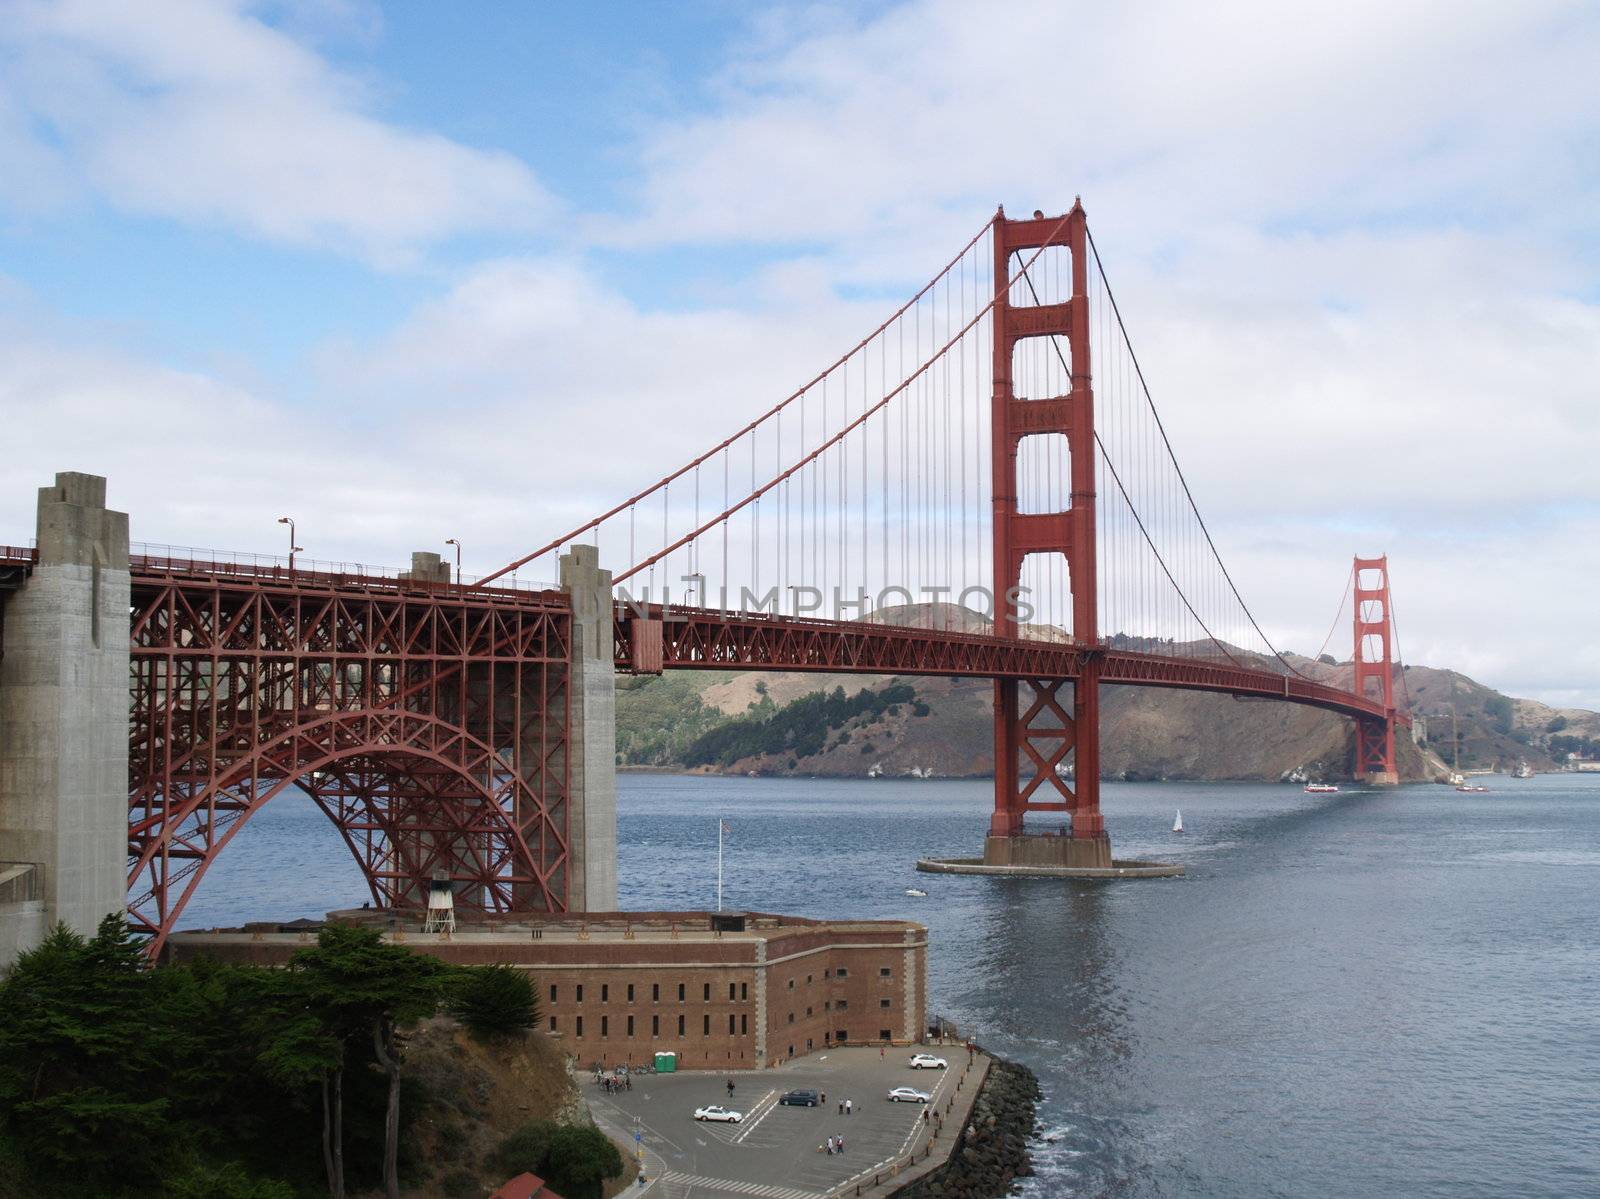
717 819 724 913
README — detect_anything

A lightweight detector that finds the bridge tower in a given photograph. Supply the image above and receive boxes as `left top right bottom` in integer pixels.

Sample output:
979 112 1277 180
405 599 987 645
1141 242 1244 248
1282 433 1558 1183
1353 555 1400 785
984 202 1111 870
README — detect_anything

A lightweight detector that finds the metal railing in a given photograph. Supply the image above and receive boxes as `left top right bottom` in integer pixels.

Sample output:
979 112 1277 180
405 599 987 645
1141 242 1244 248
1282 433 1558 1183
130 542 558 596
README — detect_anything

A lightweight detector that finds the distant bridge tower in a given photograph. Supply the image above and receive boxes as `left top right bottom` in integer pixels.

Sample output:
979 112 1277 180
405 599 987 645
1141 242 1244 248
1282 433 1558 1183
1353 555 1399 785
984 202 1110 869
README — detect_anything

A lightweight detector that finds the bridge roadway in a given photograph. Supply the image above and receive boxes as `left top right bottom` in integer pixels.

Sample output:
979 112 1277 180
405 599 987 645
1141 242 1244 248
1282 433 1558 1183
615 603 1391 724
1 544 1392 725
1 544 1392 727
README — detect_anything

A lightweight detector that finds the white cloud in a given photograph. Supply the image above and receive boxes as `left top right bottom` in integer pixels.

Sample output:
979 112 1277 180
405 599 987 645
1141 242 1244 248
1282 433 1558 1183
2 0 1597 712
0 0 555 263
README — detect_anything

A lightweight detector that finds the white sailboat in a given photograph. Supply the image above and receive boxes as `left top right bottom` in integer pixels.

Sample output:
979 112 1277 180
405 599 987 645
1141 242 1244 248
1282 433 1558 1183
1172 809 1184 833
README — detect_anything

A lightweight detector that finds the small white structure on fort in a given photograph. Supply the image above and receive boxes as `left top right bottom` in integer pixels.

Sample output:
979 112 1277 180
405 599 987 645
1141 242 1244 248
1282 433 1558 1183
422 878 456 934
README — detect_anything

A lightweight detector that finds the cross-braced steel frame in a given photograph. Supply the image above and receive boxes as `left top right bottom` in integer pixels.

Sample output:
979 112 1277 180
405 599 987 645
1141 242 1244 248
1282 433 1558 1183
126 563 571 955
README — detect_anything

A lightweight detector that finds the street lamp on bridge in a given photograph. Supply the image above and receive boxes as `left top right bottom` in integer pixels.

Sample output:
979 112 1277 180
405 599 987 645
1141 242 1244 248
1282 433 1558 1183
276 516 302 574
445 537 462 585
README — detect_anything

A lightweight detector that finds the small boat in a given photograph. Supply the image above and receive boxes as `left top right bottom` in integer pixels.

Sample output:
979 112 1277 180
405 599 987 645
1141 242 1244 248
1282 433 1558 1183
1172 810 1183 833
1304 784 1340 794
1456 784 1490 793
904 888 928 898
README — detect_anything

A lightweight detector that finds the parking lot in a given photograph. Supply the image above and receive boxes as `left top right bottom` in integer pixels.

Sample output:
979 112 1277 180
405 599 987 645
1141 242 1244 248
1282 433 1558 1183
587 1045 967 1198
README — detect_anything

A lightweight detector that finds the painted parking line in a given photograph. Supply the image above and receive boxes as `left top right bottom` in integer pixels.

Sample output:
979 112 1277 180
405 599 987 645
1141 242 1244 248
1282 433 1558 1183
730 1089 780 1144
658 1172 822 1199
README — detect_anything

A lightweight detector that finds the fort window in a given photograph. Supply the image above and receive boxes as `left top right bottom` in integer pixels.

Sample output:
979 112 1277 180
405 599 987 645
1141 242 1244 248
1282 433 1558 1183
741 1014 748 1034
787 1012 795 1025
652 983 660 1002
703 1014 710 1036
677 1014 685 1037
576 1016 584 1037
678 983 685 1002
627 1015 635 1036
652 1015 660 1036
728 1013 736 1034
601 983 609 1003
880 998 891 1008
729 982 736 1000
837 1000 848 1010
704 982 711 1001
788 979 795 990
880 968 892 978
837 1029 848 1041
836 968 849 978
879 1029 891 1040
549 1016 557 1032
576 984 584 1001
549 984 557 1003
741 982 748 1000
601 1015 608 1038
628 983 635 1002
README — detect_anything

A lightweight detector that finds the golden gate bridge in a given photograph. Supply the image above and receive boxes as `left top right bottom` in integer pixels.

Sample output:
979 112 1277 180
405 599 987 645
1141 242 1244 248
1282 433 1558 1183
0 202 1409 955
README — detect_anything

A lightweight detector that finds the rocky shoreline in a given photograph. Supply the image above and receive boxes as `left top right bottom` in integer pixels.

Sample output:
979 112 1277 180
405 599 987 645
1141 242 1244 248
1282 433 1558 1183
893 1051 1042 1199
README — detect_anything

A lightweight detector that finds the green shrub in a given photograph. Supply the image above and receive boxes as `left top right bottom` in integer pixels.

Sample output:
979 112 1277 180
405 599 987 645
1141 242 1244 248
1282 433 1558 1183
450 965 540 1040
165 1160 295 1199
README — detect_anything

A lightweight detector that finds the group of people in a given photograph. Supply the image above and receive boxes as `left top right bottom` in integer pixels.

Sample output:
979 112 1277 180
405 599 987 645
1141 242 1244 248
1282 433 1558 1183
596 1068 633 1094
817 1091 853 1156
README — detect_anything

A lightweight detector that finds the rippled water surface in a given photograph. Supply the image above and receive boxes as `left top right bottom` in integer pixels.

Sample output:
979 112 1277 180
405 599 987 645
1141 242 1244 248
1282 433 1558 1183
186 773 1600 1197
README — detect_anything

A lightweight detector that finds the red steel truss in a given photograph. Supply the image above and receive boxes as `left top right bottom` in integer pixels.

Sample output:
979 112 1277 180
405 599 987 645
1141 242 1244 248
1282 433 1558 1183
989 204 1102 839
126 556 572 955
1352 555 1399 781
614 607 1390 720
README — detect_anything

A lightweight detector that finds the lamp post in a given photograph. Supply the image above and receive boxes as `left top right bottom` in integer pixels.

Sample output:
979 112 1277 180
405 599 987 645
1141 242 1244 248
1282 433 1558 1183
444 538 461 585
277 516 302 574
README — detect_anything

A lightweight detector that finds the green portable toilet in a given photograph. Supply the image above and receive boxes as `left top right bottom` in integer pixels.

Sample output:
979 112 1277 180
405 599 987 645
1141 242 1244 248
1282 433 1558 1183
654 1051 677 1073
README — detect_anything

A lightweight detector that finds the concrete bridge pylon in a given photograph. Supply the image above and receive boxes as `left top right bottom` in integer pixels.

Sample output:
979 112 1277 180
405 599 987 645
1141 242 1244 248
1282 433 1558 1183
0 472 130 964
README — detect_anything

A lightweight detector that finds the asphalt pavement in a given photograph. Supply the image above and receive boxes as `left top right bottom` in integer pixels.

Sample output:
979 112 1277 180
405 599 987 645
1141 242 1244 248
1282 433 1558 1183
587 1045 963 1199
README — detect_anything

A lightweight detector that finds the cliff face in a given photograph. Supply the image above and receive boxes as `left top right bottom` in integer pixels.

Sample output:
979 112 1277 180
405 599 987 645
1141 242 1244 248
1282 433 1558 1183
615 606 1593 782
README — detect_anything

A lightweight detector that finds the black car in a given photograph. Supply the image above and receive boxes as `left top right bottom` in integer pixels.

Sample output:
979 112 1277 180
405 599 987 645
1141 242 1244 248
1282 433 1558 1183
778 1089 819 1107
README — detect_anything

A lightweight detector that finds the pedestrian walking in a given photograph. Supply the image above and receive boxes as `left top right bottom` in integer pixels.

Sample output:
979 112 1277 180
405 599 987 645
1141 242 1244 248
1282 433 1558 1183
846 1098 853 1116
820 1091 826 1106
838 1099 844 1114
625 1074 632 1091
837 1134 845 1152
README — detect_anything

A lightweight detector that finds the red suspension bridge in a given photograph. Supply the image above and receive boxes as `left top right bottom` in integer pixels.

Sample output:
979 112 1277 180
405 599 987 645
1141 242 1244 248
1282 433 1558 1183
0 202 1409 953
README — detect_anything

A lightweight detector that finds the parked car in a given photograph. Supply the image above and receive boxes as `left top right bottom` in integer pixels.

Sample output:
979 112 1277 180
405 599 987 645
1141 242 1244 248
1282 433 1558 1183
693 1105 743 1123
908 1053 948 1070
887 1086 932 1103
778 1089 820 1107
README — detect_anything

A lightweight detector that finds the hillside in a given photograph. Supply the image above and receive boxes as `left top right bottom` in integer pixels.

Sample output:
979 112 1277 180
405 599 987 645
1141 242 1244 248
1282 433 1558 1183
616 605 1598 782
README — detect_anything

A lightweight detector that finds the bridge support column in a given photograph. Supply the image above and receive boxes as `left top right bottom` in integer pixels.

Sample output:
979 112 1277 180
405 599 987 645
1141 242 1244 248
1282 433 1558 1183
0 472 129 965
1353 556 1400 785
983 203 1111 869
560 545 617 912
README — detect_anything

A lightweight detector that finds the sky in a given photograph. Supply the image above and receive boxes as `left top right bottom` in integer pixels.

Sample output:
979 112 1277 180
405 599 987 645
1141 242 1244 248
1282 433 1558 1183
1 0 1597 708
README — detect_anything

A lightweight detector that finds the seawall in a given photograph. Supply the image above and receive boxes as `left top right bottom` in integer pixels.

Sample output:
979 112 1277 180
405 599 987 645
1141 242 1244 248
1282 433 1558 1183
892 1050 1042 1199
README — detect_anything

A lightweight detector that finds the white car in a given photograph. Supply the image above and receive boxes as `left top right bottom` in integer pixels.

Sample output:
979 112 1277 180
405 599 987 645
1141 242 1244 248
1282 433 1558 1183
693 1105 743 1123
908 1053 948 1070
887 1086 932 1103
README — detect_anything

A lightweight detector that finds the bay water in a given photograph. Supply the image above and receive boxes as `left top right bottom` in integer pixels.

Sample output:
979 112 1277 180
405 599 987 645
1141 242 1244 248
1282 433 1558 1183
184 773 1600 1197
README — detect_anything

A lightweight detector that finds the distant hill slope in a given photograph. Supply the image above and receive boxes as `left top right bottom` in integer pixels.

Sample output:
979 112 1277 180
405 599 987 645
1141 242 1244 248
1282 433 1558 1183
616 605 1598 782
